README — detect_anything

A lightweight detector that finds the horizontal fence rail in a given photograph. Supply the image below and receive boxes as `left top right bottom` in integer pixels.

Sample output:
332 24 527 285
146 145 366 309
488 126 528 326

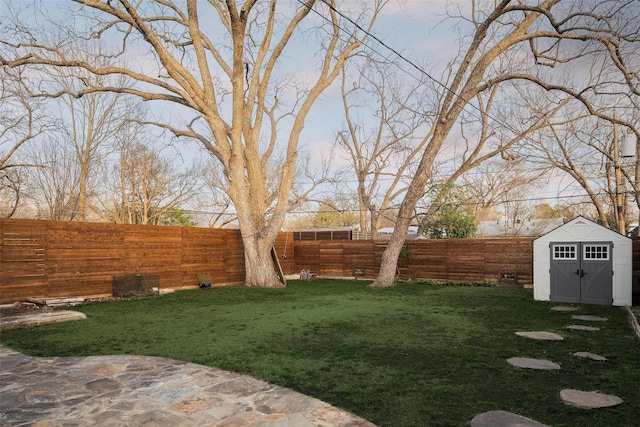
4 219 638 304
0 219 247 304
292 238 536 284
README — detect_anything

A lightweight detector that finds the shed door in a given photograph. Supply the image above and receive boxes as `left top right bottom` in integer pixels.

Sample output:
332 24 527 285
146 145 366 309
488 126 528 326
550 242 613 305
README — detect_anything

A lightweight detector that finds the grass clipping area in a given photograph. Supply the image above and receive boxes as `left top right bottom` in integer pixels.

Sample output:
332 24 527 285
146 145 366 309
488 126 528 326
2 280 639 426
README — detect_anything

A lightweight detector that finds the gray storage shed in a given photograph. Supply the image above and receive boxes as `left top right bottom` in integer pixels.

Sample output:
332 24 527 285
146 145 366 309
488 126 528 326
533 216 632 306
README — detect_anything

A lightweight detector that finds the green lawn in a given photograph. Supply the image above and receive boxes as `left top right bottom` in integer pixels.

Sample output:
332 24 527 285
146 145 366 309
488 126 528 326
1 280 639 426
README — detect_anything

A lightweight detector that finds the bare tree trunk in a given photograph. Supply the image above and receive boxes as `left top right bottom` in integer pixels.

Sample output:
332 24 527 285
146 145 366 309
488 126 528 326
371 128 446 287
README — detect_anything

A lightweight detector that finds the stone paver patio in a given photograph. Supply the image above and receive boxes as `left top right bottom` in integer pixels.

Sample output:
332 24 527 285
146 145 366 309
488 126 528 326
0 345 375 426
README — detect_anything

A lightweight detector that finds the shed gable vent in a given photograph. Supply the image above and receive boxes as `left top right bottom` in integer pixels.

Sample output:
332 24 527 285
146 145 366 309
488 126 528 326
574 219 589 226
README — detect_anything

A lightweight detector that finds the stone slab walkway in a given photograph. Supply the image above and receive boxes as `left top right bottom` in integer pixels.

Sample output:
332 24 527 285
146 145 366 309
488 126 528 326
515 331 564 340
550 306 579 312
560 389 623 409
0 345 375 426
573 352 607 361
0 310 87 330
566 324 600 331
470 410 549 427
507 357 561 370
571 315 607 322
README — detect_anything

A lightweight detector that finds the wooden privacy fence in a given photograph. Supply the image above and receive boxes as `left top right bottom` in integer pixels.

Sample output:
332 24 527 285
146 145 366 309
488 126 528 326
292 238 536 284
0 219 247 304
9 219 636 304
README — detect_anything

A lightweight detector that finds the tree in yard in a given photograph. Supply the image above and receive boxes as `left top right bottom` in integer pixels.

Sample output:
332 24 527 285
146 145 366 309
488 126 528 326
336 58 435 238
371 0 640 287
55 63 137 222
162 207 196 227
24 138 82 220
0 71 48 217
525 113 617 228
530 203 563 219
420 185 477 239
97 135 198 225
311 198 359 228
0 0 386 287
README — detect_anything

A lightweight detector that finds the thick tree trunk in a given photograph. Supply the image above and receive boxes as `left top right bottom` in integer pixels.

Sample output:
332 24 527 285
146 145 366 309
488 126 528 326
370 126 452 287
242 233 284 288
369 183 424 287
229 172 285 287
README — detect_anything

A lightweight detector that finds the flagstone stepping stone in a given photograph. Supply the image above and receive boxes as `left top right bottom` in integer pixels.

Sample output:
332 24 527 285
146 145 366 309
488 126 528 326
566 324 600 331
551 306 579 312
560 389 623 409
507 357 561 370
573 352 607 361
470 410 549 427
571 315 607 321
515 331 564 341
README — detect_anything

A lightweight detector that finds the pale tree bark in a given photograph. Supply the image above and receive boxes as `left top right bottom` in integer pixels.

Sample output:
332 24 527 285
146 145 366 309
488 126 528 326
0 0 385 287
372 0 640 287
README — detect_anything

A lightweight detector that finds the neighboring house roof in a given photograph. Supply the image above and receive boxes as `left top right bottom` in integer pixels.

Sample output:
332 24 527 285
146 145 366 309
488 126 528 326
376 226 425 240
478 218 563 238
299 226 357 232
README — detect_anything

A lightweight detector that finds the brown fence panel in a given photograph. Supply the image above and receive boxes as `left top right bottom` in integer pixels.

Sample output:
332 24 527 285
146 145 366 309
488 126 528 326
223 229 246 284
405 240 448 280
123 224 182 291
46 221 124 299
0 219 47 302
293 238 535 283
293 241 321 275
319 241 345 277
343 241 376 277
0 219 249 304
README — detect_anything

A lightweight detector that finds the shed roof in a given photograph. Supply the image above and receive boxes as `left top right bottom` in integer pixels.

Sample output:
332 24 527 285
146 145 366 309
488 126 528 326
534 216 630 242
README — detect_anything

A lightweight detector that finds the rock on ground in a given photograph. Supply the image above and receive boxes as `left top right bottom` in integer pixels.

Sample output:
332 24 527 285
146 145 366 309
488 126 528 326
515 331 564 340
470 410 549 427
560 389 623 409
507 357 561 370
